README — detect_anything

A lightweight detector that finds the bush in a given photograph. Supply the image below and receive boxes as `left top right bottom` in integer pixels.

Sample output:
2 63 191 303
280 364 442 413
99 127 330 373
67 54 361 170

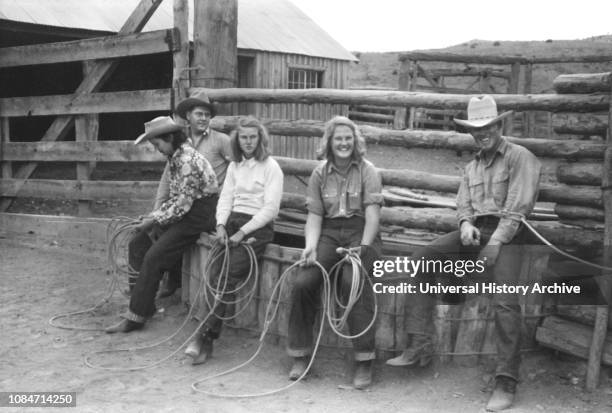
545 39 553 43
493 41 501 46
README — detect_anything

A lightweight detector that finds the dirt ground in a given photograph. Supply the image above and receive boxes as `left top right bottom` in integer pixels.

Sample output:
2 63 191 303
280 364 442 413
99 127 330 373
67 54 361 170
1 235 611 413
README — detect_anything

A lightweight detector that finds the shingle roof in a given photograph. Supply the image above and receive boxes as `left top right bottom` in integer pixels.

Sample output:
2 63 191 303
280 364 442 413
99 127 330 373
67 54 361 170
0 0 357 61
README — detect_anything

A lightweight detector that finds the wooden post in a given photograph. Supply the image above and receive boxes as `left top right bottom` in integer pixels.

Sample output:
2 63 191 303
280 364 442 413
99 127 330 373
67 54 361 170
523 63 534 137
585 82 612 390
172 0 190 112
75 62 99 216
0 118 11 206
396 59 411 129
408 60 418 129
504 62 521 135
192 0 237 114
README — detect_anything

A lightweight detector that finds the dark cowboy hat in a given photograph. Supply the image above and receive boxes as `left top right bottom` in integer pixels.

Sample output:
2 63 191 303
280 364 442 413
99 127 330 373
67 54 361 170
134 116 182 145
175 89 216 119
453 95 513 129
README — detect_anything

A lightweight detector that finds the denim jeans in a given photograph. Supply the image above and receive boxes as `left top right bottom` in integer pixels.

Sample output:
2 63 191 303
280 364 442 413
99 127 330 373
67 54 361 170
404 218 534 380
196 212 274 339
126 196 217 322
287 216 381 361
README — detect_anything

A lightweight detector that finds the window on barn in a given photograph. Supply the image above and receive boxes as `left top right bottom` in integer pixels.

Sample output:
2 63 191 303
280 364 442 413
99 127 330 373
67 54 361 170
288 68 323 89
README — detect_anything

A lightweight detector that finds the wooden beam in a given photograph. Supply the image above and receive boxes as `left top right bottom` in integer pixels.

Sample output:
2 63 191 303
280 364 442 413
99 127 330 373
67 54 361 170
0 29 178 68
3 88 610 117
172 0 190 110
523 63 534 138
554 72 612 94
398 51 612 65
2 141 163 162
0 118 11 206
196 88 612 113
552 113 608 136
585 80 612 391
192 0 237 115
0 0 164 212
0 179 157 201
557 162 603 186
0 89 171 117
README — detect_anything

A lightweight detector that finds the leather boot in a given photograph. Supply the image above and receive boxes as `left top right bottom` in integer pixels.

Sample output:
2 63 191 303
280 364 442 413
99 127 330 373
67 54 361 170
386 335 433 367
186 334 213 366
486 376 517 411
353 360 373 390
105 319 144 334
288 356 310 380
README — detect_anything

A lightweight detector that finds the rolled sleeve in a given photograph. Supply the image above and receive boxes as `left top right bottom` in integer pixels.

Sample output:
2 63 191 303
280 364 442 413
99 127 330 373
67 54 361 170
306 167 324 216
456 170 475 227
362 163 383 207
491 148 541 243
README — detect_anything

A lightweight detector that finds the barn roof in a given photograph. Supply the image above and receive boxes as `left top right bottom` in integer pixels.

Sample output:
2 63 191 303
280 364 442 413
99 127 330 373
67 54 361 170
0 0 357 61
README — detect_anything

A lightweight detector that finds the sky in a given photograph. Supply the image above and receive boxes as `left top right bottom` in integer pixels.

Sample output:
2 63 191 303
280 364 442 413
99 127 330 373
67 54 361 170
289 0 612 52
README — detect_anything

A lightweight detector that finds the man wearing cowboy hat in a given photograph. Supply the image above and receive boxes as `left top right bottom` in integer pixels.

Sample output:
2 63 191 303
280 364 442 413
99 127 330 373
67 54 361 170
153 90 232 298
387 95 541 411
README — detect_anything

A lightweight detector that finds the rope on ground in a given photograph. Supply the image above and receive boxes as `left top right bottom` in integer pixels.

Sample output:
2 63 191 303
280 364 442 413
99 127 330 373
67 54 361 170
84 239 259 371
48 217 139 331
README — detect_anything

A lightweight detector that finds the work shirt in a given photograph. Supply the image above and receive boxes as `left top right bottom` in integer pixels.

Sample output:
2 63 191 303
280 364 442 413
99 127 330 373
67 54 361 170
154 128 231 209
150 143 218 227
306 159 383 219
456 138 541 244
216 156 284 235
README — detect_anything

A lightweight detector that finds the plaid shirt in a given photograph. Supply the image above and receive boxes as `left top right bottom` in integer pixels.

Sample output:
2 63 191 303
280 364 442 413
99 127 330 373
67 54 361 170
456 138 541 243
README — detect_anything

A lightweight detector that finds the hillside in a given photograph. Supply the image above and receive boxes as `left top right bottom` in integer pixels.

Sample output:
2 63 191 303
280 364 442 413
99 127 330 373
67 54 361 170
349 37 612 92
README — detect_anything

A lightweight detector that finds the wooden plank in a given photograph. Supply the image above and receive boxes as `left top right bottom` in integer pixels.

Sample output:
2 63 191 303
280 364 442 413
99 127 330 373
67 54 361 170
536 316 612 366
2 141 164 162
453 296 490 365
552 113 608 136
504 62 521 135
0 179 157 200
0 0 164 212
0 89 171 117
557 162 603 186
523 63 534 138
0 29 178 68
75 113 99 216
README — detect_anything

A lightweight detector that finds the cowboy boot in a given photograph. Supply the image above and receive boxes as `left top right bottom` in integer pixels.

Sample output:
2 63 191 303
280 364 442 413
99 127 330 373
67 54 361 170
185 333 214 365
386 334 433 367
486 376 517 411
288 356 310 380
353 360 373 390
105 319 144 334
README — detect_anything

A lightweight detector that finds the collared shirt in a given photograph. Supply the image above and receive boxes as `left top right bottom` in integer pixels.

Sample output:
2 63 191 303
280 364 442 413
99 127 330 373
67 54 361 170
150 143 218 226
307 159 383 219
154 128 231 210
216 156 284 235
456 138 541 243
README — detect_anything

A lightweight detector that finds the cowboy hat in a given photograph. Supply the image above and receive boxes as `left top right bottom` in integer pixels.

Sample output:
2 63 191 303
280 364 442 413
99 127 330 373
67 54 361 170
453 95 513 129
175 90 216 119
134 116 183 145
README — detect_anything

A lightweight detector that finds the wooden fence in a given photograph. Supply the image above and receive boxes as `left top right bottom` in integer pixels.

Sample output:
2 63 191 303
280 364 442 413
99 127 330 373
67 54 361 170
398 51 612 138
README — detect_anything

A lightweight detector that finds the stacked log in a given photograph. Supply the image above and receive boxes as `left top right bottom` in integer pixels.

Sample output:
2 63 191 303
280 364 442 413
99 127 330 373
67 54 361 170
552 73 610 226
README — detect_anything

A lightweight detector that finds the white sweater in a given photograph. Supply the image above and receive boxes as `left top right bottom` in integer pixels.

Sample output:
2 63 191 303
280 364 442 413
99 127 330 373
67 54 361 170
215 156 284 235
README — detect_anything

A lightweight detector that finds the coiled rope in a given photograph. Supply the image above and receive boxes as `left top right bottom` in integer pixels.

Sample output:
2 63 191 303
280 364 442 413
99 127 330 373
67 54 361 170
191 247 377 398
48 217 140 331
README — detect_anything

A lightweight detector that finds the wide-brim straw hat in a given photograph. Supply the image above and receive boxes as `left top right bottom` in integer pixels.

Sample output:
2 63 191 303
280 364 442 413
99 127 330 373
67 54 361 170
453 95 513 129
175 89 216 119
134 116 183 145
